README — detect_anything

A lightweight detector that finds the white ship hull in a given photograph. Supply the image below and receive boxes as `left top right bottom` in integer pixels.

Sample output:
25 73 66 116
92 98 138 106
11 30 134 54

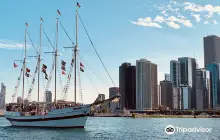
4 105 90 128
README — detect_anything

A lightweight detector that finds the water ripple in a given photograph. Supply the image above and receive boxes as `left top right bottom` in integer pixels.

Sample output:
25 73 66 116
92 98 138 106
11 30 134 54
0 117 220 140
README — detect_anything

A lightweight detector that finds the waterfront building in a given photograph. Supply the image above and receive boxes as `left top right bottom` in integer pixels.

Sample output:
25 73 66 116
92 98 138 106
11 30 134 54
0 83 6 109
173 87 181 110
178 57 197 109
181 85 191 110
136 59 158 110
119 63 136 109
204 35 220 67
119 62 130 109
157 85 161 107
196 69 211 110
206 63 220 108
109 87 119 110
170 60 181 87
160 80 173 109
46 91 52 103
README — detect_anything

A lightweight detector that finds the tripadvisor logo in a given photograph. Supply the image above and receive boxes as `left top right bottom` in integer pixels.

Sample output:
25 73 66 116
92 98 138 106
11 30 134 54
165 125 212 135
165 125 175 135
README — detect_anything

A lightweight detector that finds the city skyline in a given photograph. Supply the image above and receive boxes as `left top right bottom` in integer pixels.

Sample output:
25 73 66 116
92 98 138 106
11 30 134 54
1 0 220 104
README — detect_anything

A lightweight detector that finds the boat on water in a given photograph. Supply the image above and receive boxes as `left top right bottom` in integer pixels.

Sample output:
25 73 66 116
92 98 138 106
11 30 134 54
4 2 120 128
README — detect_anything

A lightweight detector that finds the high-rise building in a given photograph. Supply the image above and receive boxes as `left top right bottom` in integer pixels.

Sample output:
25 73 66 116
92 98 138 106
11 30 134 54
196 69 211 110
157 85 161 107
126 66 136 109
170 60 181 87
0 83 6 108
17 96 23 104
173 87 181 110
109 87 119 110
160 80 173 109
181 86 191 110
204 35 220 67
46 91 52 103
206 63 220 108
119 62 131 109
151 64 158 109
165 73 171 81
178 57 197 109
136 59 158 110
119 63 136 109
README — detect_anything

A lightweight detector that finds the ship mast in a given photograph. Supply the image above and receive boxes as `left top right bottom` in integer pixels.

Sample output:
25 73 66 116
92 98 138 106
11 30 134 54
55 18 58 103
22 23 27 104
38 19 42 103
74 10 78 104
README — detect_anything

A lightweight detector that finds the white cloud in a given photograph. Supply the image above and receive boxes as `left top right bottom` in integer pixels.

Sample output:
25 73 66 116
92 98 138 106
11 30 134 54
154 15 165 23
167 16 193 28
0 40 31 49
131 17 163 28
166 21 180 29
204 21 209 24
192 14 201 22
161 10 168 16
132 15 192 29
184 2 220 18
213 20 218 24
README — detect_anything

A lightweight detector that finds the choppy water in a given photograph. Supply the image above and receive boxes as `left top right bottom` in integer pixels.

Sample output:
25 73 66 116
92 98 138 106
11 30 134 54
0 117 220 140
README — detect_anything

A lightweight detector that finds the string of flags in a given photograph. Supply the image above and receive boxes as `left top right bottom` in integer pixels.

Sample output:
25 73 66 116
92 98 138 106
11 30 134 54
25 68 31 77
77 2 81 8
13 62 18 68
61 60 66 75
80 62 84 72
42 64 48 80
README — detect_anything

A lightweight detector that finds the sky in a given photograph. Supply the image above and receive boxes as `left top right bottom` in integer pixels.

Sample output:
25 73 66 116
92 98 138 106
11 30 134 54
0 0 220 104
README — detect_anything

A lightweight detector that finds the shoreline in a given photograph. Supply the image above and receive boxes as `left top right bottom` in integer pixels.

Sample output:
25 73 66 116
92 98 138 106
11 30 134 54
90 114 219 118
0 115 217 118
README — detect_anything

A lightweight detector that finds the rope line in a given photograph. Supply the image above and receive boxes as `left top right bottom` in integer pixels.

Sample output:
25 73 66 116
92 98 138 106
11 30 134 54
42 26 55 51
78 12 116 87
57 19 75 45
27 31 39 54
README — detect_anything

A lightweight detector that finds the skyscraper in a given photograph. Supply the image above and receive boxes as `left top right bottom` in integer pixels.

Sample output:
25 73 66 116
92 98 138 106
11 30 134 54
173 87 181 110
204 35 220 67
119 63 136 109
151 64 158 109
136 59 158 110
160 80 173 109
165 73 171 81
178 57 197 109
181 86 191 110
196 69 211 110
46 91 52 103
157 85 161 107
0 83 6 109
170 60 181 87
119 62 131 109
206 63 220 108
126 66 136 109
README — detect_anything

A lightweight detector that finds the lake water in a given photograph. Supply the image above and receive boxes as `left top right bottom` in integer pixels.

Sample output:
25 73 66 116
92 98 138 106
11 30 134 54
0 117 220 140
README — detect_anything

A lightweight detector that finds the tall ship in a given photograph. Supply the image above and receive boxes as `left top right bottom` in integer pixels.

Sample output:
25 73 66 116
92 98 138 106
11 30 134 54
4 2 120 128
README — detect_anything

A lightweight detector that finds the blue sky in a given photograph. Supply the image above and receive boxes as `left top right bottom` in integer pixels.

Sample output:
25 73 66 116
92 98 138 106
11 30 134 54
1 0 220 104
